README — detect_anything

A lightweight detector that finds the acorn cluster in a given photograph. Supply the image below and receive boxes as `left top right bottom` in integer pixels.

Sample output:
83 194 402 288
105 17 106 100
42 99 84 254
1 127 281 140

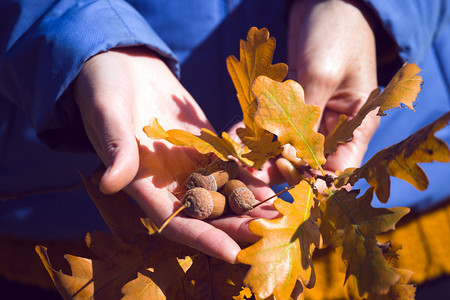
181 160 257 219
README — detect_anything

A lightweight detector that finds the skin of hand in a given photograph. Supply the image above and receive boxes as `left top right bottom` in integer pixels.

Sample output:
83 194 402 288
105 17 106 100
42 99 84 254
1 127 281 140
275 0 380 185
74 47 278 263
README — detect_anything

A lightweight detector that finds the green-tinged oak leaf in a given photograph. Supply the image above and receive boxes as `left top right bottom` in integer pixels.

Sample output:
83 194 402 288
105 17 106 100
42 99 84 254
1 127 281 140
324 62 423 155
227 27 287 168
143 118 252 166
251 76 326 169
237 180 321 299
322 188 410 296
334 112 450 202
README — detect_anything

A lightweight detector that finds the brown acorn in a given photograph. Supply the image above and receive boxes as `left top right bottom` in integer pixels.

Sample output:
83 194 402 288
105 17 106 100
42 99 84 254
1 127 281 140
182 187 227 219
185 160 239 191
221 179 256 215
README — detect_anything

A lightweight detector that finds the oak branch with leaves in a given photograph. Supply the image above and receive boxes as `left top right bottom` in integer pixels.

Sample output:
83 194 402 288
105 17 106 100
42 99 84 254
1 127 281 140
37 27 449 300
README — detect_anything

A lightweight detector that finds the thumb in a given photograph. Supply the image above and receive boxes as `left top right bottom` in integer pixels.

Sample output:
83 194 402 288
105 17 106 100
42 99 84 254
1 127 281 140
79 97 140 194
74 53 140 194
88 93 140 194
97 119 140 194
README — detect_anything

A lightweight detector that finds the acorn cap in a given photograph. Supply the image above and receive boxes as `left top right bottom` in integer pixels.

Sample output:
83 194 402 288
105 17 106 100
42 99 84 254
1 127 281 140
221 179 247 198
206 160 239 189
185 168 217 191
181 187 227 219
182 187 213 219
228 187 256 215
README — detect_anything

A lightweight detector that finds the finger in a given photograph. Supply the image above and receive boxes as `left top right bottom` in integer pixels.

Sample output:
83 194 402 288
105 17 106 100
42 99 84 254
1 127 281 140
127 180 241 263
324 109 379 171
237 168 278 205
208 215 258 243
163 212 242 263
275 157 303 186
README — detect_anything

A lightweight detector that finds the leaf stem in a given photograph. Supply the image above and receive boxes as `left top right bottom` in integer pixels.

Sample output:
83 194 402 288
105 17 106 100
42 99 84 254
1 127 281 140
330 192 365 242
252 185 295 209
158 204 187 234
318 165 326 177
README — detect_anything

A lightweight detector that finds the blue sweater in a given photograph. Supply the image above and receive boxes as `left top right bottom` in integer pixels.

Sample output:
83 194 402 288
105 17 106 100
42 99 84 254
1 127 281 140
0 0 449 238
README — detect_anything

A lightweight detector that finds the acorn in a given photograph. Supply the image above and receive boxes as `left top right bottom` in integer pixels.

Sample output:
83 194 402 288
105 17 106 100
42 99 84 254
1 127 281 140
182 187 227 219
221 179 256 215
185 160 239 191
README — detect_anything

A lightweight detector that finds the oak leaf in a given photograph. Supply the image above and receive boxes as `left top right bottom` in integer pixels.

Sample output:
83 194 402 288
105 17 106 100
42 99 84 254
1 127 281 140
36 230 188 300
346 268 416 299
182 254 250 299
37 175 250 300
334 112 450 202
227 27 287 168
237 180 321 299
324 62 423 155
321 188 410 296
143 118 252 166
251 76 326 169
236 126 283 169
226 27 287 129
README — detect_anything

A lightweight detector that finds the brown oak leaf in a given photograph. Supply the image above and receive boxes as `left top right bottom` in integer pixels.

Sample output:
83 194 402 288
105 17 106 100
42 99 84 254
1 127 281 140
321 188 410 296
334 112 450 203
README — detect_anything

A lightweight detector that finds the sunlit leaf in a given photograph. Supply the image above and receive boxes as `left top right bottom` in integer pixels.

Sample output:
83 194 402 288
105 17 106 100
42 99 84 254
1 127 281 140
227 26 287 168
335 112 450 202
238 180 321 299
251 76 326 169
236 127 282 169
226 26 288 130
324 63 423 155
143 118 252 166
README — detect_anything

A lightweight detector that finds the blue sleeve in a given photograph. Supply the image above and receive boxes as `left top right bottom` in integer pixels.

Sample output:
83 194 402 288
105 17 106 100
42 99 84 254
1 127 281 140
0 0 179 152
364 0 450 64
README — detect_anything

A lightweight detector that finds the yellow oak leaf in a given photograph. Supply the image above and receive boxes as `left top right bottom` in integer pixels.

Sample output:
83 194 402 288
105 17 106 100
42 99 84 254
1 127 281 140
375 62 422 115
251 76 326 169
143 118 252 166
324 62 423 155
227 27 287 168
237 180 321 299
334 112 450 203
322 188 410 296
236 126 282 170
226 26 288 129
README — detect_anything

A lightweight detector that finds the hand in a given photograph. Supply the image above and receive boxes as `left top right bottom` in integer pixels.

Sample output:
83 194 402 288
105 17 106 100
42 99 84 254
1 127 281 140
279 0 380 182
74 47 277 263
